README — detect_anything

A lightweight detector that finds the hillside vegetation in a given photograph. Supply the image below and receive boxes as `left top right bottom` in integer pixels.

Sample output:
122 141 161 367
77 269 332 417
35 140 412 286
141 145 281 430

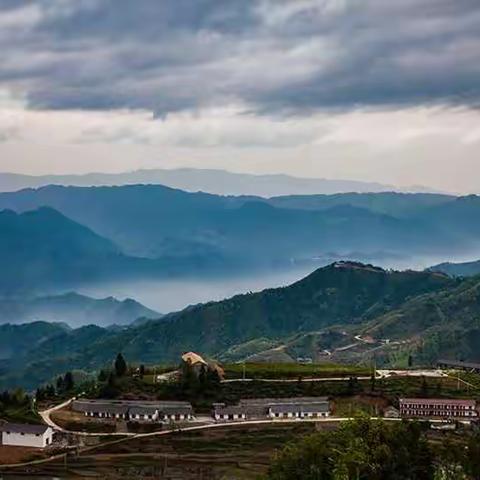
0 262 460 389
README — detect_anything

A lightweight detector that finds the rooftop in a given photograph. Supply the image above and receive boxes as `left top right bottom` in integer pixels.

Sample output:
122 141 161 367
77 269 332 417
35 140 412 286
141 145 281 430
0 423 50 435
269 403 329 414
239 397 328 406
182 352 207 365
400 398 476 406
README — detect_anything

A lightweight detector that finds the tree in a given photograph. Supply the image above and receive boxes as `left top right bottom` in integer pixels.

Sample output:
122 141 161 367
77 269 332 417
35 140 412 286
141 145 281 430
465 431 480 480
114 353 127 377
139 364 145 379
266 418 435 480
46 384 56 398
180 360 198 394
370 371 376 392
198 364 207 391
64 371 74 391
56 375 65 393
98 369 108 382
35 387 45 402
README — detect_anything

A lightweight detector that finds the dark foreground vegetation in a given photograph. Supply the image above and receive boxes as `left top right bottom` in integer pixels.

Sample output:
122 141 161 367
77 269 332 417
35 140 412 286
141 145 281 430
266 417 480 480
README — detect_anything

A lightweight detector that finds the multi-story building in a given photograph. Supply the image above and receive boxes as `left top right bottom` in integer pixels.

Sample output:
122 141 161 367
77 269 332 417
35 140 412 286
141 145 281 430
399 398 478 419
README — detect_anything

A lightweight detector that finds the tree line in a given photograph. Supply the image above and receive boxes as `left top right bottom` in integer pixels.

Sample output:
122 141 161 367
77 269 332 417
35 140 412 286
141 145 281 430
266 417 480 480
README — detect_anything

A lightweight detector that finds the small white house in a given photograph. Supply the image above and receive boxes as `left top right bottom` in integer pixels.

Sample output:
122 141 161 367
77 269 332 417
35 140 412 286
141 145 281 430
1 423 53 448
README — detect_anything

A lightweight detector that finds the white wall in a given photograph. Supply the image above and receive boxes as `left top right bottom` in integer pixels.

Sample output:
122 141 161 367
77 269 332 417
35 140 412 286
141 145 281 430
2 429 53 448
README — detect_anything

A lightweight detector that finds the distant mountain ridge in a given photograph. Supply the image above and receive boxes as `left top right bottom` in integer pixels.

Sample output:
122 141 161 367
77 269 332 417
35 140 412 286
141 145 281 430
0 292 161 328
0 207 210 296
0 168 442 196
428 259 480 277
0 185 468 270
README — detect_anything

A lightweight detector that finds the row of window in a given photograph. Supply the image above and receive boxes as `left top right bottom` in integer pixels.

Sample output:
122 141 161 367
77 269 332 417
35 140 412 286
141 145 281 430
401 404 473 409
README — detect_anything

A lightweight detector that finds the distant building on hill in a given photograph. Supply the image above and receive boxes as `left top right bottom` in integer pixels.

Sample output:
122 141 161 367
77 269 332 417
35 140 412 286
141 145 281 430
72 399 193 422
212 397 330 421
181 351 225 379
399 398 478 419
0 423 54 448
437 359 480 373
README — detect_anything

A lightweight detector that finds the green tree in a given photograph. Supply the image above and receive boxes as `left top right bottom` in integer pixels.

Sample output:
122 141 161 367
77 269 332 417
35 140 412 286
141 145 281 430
64 371 74 391
465 431 480 480
56 375 65 393
266 418 435 480
114 353 127 377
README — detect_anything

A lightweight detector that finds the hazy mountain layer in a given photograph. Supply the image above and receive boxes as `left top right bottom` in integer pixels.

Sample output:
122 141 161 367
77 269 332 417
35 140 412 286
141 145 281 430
429 259 480 278
0 292 161 328
0 168 435 197
0 207 224 296
0 186 468 267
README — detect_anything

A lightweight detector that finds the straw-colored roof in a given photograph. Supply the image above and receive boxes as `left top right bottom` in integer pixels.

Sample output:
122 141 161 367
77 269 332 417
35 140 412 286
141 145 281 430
182 351 207 365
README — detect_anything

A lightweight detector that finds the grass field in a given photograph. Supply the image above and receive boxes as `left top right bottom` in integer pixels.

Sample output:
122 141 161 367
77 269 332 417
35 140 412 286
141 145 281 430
0 403 41 424
224 362 371 379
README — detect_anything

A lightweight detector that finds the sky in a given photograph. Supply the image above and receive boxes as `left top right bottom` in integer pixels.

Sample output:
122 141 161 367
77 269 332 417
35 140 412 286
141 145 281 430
0 0 480 193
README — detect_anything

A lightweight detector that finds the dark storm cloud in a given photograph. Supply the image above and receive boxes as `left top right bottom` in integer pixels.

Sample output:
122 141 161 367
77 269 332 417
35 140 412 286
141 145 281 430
0 0 479 114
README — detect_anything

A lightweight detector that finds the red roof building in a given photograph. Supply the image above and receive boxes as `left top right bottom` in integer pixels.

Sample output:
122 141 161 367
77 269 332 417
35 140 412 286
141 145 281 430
400 398 478 419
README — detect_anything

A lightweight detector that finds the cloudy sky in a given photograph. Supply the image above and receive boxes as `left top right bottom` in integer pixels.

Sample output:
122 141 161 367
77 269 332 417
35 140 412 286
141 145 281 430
0 0 479 193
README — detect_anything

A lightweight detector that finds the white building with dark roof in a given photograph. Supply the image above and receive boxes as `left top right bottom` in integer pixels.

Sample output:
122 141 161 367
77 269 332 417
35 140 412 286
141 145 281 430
212 397 330 422
212 403 247 421
1 423 53 448
72 399 193 423
268 401 330 419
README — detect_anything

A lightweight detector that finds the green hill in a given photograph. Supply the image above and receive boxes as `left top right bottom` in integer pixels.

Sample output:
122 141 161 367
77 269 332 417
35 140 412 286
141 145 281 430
0 262 455 389
362 275 480 364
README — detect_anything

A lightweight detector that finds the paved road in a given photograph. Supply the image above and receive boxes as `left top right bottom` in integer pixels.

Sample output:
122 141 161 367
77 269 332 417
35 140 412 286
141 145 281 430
39 397 75 431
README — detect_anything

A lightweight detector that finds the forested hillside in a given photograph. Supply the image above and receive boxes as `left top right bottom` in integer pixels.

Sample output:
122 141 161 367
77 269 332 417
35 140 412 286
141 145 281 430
0 262 459 389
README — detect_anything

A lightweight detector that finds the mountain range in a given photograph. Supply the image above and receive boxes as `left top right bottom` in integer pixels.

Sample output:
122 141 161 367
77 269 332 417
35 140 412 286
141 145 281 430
0 186 478 277
2 261 476 390
2 184 480 300
0 168 440 197
0 292 160 328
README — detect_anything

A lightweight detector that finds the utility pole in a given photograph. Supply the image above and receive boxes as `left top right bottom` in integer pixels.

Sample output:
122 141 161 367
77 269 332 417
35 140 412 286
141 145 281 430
242 361 246 381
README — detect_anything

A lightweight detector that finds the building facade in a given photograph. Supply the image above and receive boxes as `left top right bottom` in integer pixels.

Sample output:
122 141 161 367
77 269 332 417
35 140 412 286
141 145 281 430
212 397 330 421
400 398 478 419
1 423 53 448
72 399 193 422
212 404 247 421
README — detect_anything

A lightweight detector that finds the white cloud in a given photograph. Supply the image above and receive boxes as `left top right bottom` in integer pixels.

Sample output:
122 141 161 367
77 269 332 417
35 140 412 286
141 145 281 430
0 88 480 193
